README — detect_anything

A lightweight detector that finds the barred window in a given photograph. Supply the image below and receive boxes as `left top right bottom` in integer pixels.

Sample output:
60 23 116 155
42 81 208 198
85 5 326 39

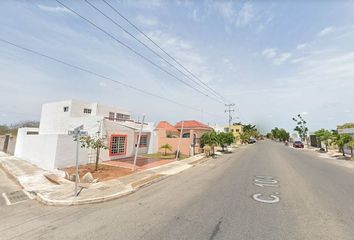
110 135 126 155
116 113 130 121
109 112 115 120
84 108 92 114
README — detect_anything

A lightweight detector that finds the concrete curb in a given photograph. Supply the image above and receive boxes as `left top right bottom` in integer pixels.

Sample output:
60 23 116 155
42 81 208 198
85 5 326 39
35 186 135 206
0 154 210 206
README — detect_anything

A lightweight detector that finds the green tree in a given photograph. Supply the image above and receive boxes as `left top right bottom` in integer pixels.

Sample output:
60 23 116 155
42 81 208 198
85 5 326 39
292 114 308 144
270 127 289 142
160 143 172 156
331 133 352 156
266 133 273 139
80 136 108 171
347 140 354 158
314 129 332 152
200 131 219 155
218 132 235 151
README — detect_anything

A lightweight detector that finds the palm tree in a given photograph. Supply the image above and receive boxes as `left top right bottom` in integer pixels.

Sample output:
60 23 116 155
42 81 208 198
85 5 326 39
347 140 354 158
160 143 172 156
200 131 219 155
332 133 352 156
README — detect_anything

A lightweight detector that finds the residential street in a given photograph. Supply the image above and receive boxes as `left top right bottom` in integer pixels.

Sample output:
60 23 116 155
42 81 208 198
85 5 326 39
1 140 354 240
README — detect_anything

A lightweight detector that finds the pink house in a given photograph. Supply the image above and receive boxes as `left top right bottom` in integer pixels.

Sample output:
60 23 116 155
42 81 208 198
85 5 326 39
156 120 213 156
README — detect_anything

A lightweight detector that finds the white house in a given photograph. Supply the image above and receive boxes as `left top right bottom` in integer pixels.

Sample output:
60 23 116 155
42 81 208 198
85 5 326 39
15 100 157 170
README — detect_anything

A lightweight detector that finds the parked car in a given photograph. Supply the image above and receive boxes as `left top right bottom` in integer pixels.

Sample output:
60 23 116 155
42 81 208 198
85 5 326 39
248 138 256 144
293 141 304 148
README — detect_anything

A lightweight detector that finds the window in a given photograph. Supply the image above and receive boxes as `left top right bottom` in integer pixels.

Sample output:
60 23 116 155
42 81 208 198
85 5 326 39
231 129 234 132
84 108 92 114
236 129 240 132
109 112 115 120
182 133 190 138
138 135 148 147
116 113 130 121
110 135 127 156
63 106 69 112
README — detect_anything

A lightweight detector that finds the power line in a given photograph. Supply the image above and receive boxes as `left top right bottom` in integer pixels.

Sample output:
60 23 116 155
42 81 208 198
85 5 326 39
55 0 224 104
0 38 224 119
101 0 229 104
84 0 225 104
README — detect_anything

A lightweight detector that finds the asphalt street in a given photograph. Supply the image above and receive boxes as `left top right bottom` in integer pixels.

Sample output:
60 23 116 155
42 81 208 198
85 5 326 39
1 140 354 240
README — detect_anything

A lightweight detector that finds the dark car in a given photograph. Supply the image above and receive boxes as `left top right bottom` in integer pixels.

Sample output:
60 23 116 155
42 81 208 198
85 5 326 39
248 138 256 144
293 141 304 148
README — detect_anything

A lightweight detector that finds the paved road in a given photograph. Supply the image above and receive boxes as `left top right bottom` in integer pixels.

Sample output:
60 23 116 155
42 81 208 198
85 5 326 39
0 166 21 206
1 141 354 240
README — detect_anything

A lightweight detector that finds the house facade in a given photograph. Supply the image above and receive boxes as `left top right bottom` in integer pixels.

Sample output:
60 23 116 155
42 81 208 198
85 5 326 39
156 120 213 156
225 123 243 144
15 100 157 170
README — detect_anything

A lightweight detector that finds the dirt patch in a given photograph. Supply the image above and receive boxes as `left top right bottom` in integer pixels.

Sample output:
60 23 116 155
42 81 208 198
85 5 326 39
63 164 135 182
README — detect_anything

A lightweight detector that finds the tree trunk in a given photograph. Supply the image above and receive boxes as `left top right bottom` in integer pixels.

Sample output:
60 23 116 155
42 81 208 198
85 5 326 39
351 148 353 158
325 144 328 152
95 147 100 171
164 148 167 156
342 146 345 156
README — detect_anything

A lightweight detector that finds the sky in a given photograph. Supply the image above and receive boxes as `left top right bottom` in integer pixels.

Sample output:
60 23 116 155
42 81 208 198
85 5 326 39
0 0 353 133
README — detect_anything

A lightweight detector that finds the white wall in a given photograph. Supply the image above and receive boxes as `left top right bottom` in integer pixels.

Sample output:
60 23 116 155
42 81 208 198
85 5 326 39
15 133 59 170
54 135 89 169
15 128 89 170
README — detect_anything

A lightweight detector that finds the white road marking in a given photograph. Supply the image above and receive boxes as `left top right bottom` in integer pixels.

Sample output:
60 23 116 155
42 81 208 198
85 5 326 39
252 193 280 204
254 176 276 180
2 192 11 205
254 182 279 187
254 179 279 184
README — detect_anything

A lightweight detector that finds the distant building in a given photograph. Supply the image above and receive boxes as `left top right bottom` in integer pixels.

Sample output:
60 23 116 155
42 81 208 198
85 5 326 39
15 100 157 170
224 123 243 144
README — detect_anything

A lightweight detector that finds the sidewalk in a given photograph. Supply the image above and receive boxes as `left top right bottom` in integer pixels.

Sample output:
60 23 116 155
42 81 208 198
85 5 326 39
302 146 354 170
0 153 206 206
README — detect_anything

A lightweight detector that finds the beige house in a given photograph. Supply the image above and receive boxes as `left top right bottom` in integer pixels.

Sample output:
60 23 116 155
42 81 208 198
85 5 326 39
225 123 243 144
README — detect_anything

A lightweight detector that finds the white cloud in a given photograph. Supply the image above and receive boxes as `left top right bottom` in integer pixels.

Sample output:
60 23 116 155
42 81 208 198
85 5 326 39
210 2 255 28
300 111 309 115
296 43 308 50
192 8 205 22
37 4 71 14
135 14 160 27
262 48 276 59
235 2 254 27
291 57 306 64
99 82 107 87
262 48 291 65
318 26 334 36
273 53 292 65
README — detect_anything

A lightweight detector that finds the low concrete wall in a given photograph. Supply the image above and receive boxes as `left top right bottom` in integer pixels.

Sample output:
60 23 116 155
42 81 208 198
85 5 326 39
15 128 89 170
0 135 16 155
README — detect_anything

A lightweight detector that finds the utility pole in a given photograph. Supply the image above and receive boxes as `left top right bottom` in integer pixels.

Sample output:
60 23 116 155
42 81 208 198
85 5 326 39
225 104 235 132
176 121 184 161
132 114 145 171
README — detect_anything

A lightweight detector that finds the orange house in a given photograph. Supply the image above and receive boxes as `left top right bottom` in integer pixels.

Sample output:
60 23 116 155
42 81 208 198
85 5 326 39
156 120 213 156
